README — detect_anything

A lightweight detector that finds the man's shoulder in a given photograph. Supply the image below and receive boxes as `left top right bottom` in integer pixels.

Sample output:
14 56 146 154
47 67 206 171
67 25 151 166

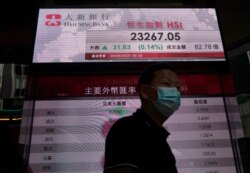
111 115 136 129
112 109 145 128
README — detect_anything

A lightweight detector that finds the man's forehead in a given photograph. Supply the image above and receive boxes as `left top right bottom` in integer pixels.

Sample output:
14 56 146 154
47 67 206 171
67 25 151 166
153 69 179 82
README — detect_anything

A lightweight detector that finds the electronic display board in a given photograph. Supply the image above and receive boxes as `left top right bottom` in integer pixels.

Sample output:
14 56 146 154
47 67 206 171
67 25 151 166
27 97 240 173
33 8 225 63
19 75 243 173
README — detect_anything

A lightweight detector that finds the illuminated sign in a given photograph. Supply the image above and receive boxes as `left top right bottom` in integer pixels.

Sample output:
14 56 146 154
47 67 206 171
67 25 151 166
33 8 225 63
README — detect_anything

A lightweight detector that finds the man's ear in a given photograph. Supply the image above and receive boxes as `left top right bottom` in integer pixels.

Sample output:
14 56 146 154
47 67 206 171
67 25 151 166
139 85 148 99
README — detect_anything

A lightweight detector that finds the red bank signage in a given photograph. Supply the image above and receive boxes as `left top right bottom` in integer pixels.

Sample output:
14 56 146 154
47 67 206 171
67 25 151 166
25 74 234 98
45 14 62 26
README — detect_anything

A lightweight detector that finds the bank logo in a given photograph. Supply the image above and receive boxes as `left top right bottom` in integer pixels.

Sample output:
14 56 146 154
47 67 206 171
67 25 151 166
45 14 62 26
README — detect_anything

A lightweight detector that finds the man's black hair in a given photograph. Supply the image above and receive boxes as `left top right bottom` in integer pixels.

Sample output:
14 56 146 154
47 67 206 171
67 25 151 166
138 63 177 87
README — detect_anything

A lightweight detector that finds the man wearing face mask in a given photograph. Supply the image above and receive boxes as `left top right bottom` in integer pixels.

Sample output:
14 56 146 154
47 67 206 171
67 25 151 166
103 63 181 173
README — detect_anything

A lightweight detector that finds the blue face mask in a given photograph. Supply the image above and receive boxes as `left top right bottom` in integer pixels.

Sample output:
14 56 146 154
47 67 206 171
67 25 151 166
152 87 181 118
